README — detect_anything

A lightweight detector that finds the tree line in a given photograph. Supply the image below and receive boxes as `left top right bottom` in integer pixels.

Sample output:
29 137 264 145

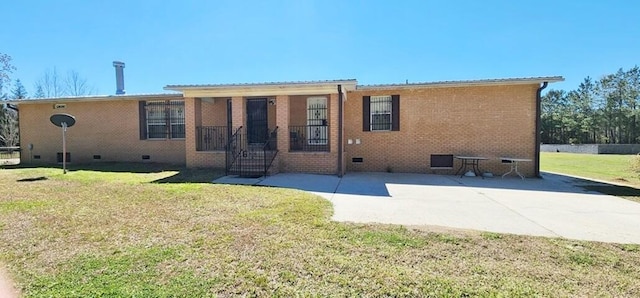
541 66 640 144
0 52 94 147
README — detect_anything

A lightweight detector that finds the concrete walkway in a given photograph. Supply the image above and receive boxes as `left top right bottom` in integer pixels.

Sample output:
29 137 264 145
214 172 640 244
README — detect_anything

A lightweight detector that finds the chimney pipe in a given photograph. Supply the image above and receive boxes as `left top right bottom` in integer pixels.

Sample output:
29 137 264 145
113 61 125 95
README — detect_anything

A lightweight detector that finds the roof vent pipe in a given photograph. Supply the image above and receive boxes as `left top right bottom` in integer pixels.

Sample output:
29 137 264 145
113 61 125 95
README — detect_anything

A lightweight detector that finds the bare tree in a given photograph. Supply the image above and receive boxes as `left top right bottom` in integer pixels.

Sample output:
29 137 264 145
65 70 94 96
0 53 18 147
0 53 16 98
34 67 94 97
34 67 65 97
0 109 18 147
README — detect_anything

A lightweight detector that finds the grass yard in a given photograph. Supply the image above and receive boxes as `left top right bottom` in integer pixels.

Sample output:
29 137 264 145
540 152 640 186
0 164 639 297
540 152 640 202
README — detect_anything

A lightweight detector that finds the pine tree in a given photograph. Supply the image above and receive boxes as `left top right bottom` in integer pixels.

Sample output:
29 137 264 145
11 79 28 99
33 84 45 98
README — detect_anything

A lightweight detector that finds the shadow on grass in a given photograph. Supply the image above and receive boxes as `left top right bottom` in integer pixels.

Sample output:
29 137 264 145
581 185 640 203
152 168 226 184
67 162 182 173
17 176 48 182
6 162 176 173
7 162 226 184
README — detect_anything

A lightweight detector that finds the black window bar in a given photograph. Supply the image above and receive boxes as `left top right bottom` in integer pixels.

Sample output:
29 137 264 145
370 96 392 131
289 125 329 152
289 100 329 152
146 100 185 139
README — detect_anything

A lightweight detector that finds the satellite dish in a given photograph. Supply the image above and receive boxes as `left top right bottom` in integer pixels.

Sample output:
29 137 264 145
49 113 76 174
50 113 76 128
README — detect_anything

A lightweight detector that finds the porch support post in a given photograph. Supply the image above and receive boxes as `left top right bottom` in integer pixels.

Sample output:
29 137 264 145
329 93 339 155
184 97 197 167
231 96 244 129
275 95 289 154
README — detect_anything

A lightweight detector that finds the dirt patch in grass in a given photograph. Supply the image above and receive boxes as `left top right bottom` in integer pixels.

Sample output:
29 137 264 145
0 166 639 296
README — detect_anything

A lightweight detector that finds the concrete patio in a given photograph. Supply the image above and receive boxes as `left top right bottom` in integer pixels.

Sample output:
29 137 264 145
213 172 640 244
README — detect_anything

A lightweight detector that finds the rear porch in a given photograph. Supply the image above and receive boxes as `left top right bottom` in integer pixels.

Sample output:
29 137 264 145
169 80 356 176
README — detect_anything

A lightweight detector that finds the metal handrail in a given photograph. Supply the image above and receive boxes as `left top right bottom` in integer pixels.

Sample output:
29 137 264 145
225 126 280 177
225 126 243 175
262 126 279 176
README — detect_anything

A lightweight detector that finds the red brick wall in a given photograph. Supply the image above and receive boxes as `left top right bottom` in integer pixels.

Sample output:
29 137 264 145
18 83 539 177
344 84 538 176
289 95 308 126
186 97 229 168
276 94 339 174
19 98 185 165
201 98 227 127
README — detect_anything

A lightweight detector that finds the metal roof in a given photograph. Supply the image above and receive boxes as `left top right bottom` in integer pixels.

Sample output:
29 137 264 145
356 76 564 90
6 93 182 104
165 76 563 91
7 76 564 104
164 79 358 90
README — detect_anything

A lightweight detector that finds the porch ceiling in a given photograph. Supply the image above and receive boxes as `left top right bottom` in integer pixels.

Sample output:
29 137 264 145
165 80 357 98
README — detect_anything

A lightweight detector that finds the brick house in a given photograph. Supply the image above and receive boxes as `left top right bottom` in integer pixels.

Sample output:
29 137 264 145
10 76 563 178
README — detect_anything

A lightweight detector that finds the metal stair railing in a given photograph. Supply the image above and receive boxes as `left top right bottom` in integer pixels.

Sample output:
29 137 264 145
261 126 279 177
225 126 243 175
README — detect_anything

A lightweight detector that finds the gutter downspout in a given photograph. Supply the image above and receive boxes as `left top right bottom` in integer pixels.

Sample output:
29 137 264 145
337 85 344 177
535 81 548 178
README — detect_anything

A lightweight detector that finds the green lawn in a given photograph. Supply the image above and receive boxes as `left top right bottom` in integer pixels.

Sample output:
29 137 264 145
540 152 640 185
541 152 640 202
1 165 639 297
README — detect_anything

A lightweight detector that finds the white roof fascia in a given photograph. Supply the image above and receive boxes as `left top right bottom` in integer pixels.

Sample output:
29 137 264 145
356 76 564 90
7 93 183 105
165 80 358 98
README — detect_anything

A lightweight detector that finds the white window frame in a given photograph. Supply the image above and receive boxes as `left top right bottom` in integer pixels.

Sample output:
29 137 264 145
370 95 392 131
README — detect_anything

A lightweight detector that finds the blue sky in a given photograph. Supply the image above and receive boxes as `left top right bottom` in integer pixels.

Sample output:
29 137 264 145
2 0 639 95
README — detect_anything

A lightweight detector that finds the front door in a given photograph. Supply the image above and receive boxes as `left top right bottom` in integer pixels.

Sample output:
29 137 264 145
246 98 268 144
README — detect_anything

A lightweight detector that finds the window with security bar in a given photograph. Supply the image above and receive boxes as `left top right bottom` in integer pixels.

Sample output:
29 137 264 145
307 97 328 145
146 100 185 139
169 100 185 138
370 95 392 131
